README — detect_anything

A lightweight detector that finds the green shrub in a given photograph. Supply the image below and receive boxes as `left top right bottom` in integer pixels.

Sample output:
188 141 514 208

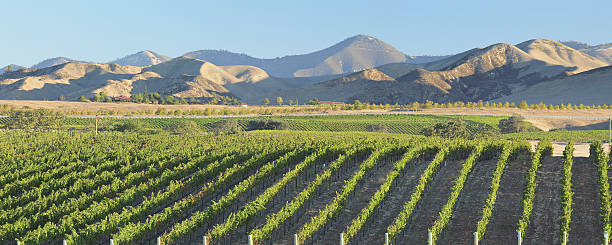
247 119 288 131
210 119 242 134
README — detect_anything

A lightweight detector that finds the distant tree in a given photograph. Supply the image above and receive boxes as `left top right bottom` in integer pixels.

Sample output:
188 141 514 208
210 119 242 134
6 65 12 72
288 99 294 106
169 120 201 135
276 96 283 106
518 101 529 109
112 120 142 132
263 98 270 106
5 108 65 131
308 97 319 105
247 119 288 131
422 119 470 139
498 116 528 133
58 96 65 101
365 123 388 133
79 96 87 102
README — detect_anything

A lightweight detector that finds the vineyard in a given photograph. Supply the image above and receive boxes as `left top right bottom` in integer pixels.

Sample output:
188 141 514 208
0 131 611 245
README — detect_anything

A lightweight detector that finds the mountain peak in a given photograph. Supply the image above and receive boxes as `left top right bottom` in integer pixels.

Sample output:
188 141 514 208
31 57 77 69
110 50 171 67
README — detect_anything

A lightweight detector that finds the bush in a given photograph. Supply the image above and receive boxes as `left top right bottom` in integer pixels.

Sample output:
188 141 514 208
247 119 288 131
365 123 388 133
4 108 65 131
169 120 201 135
498 116 528 133
210 119 242 134
422 120 470 139
113 120 143 132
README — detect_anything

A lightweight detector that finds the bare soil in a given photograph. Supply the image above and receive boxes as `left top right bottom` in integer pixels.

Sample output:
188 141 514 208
392 159 466 244
351 156 432 245
437 158 499 244
481 155 530 245
569 157 602 245
524 156 562 245
307 153 404 245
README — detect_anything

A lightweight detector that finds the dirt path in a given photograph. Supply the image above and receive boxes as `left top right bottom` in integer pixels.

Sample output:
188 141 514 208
437 158 499 244
524 156 562 245
481 156 530 245
569 157 602 245
309 153 403 245
392 159 465 244
348 155 432 245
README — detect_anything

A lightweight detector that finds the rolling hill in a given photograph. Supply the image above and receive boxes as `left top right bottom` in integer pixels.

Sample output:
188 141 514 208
561 41 612 65
110 50 172 66
261 39 608 104
184 35 446 77
0 57 332 101
494 65 612 105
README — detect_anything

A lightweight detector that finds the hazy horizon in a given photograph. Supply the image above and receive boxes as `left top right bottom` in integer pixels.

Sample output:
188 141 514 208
2 0 612 67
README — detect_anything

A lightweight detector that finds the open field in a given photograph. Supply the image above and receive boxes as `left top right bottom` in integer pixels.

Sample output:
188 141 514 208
0 131 609 245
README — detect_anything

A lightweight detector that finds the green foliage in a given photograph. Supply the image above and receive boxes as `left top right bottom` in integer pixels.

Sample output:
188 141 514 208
4 108 65 131
210 119 242 134
498 116 529 133
247 119 288 131
591 141 611 234
365 123 388 133
168 120 201 135
561 141 574 244
422 119 470 139
517 140 553 238
112 120 142 132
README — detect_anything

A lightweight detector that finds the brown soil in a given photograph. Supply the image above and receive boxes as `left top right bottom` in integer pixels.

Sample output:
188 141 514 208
212 155 339 245
392 159 466 244
264 153 371 245
307 153 404 245
569 157 602 245
524 156 562 245
437 158 499 244
351 156 432 245
481 155 530 245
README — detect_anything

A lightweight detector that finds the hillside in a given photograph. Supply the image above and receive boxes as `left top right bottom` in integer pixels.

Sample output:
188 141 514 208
494 65 612 104
0 64 26 75
31 57 81 69
266 39 607 104
110 50 171 66
0 57 331 101
184 35 446 77
561 41 612 64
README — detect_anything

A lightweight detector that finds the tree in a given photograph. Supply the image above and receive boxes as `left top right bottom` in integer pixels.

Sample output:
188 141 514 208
518 101 529 109
79 96 87 102
308 97 319 105
210 119 242 134
263 98 270 106
4 108 65 131
247 119 288 131
498 116 528 133
276 96 283 106
113 120 142 132
58 96 65 101
288 99 294 106
169 120 201 135
365 123 388 133
422 119 470 139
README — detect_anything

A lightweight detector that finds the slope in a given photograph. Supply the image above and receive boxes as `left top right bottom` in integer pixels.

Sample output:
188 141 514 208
110 50 172 66
184 35 445 77
493 65 612 104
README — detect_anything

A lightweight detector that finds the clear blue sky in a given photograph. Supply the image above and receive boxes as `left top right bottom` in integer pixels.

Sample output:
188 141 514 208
2 0 611 67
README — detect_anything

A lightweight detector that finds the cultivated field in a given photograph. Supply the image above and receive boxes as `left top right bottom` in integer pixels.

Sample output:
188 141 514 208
0 131 609 245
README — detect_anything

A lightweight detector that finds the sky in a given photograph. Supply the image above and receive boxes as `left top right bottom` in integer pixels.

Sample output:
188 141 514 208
2 0 612 67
